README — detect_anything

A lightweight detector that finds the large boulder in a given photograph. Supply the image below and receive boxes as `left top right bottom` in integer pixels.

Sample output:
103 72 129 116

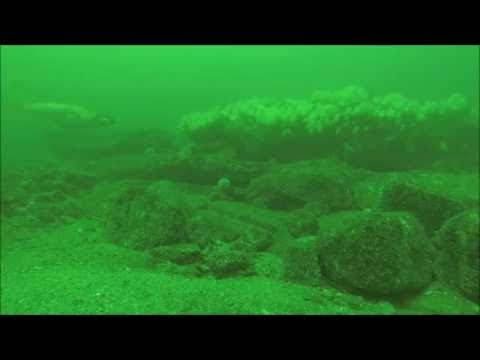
353 171 479 212
104 184 191 250
434 209 479 304
246 160 357 212
380 181 465 235
318 211 435 300
282 236 323 286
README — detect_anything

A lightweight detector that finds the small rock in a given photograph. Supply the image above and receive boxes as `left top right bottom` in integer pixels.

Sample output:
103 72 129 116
203 241 252 278
149 243 202 265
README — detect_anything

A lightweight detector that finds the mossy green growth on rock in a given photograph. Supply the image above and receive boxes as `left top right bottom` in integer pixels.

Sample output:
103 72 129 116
283 236 323 286
434 209 479 304
188 208 274 252
247 160 357 212
380 181 465 235
104 185 191 250
318 211 435 300
202 241 253 278
286 209 319 238
253 253 285 280
188 200 290 252
148 243 202 266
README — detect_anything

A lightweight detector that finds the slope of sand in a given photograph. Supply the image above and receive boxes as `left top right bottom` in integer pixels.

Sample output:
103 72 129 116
1 219 400 315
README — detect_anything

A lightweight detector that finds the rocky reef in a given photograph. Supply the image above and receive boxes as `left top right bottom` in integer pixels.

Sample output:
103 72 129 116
3 86 478 314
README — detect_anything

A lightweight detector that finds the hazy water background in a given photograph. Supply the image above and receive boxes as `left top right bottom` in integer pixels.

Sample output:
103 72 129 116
1 45 479 167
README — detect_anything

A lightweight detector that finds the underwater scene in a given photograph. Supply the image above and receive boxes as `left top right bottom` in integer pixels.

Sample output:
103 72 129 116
0 45 479 315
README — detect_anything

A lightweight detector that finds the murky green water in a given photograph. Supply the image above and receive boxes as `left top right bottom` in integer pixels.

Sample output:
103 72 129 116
1 45 478 314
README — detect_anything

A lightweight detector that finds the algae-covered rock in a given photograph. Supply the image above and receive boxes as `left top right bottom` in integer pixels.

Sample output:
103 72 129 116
207 201 289 235
318 211 435 300
0 164 93 226
286 208 319 238
253 253 285 280
434 209 479 304
353 171 479 212
202 241 253 278
148 243 202 266
380 180 465 235
104 185 191 250
247 160 357 212
185 200 291 278
188 201 290 252
188 209 273 252
283 236 322 286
